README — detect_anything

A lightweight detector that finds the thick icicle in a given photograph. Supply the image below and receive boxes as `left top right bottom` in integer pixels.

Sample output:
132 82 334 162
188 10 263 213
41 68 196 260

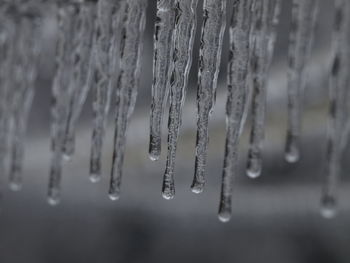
48 5 77 205
192 0 227 193
149 0 176 161
162 0 198 200
218 0 252 222
8 17 40 191
285 0 318 163
246 0 272 179
89 0 119 182
321 0 350 219
62 2 96 159
109 0 147 200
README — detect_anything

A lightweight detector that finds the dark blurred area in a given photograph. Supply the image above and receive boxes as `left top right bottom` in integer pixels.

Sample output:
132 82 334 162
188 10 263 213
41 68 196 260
1 1 350 263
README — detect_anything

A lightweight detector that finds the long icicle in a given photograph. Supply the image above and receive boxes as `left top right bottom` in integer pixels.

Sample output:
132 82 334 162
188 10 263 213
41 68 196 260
48 4 77 205
149 0 176 161
162 0 198 200
321 0 350 219
62 2 96 160
285 0 318 163
245 0 272 179
109 0 147 200
192 0 227 194
89 0 117 182
218 0 252 222
9 16 40 191
0 10 16 202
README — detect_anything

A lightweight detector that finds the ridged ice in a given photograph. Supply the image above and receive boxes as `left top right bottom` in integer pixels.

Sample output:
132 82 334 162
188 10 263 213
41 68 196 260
48 5 78 205
149 0 176 161
8 18 40 191
89 0 123 182
162 0 198 200
109 0 147 200
192 0 227 193
321 0 350 219
246 0 278 179
218 0 253 223
285 0 319 163
62 2 96 160
0 12 15 197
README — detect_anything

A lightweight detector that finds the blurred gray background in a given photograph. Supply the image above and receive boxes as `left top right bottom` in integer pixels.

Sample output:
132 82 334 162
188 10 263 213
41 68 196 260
1 1 350 262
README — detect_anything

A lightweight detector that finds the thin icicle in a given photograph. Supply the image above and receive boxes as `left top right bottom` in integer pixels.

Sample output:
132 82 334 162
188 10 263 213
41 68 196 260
0 11 15 200
89 0 118 182
218 0 252 222
48 5 77 205
192 0 227 194
62 2 96 159
321 0 350 219
285 0 318 163
246 0 271 179
8 17 40 191
149 0 176 161
162 0 198 200
109 0 147 200
266 0 281 69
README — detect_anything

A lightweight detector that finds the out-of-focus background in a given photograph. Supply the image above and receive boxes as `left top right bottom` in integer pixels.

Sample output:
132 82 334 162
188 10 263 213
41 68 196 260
1 1 350 262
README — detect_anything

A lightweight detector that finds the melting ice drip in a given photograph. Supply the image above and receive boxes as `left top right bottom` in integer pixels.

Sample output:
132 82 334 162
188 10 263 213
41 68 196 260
0 0 347 222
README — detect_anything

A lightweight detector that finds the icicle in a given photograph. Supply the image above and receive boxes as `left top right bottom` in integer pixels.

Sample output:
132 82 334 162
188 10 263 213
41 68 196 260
48 4 77 205
218 0 252 223
89 0 120 182
8 17 40 191
162 0 198 200
192 0 227 194
245 0 272 179
266 0 281 69
321 0 350 219
109 0 147 200
0 11 15 199
285 0 318 163
149 0 176 161
62 2 96 160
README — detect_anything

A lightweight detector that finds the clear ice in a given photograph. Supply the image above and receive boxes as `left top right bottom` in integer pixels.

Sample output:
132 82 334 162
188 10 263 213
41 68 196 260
161 0 199 200
149 0 176 161
109 0 147 200
218 0 253 223
321 0 350 219
285 0 318 163
192 0 227 193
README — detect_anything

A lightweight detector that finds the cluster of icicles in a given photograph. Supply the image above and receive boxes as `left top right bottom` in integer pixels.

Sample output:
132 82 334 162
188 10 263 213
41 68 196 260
0 0 348 222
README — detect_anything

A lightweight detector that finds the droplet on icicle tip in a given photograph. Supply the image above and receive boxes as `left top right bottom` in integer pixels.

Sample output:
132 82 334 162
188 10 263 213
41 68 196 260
47 195 60 206
246 155 262 179
161 186 175 200
9 182 22 192
191 182 204 194
108 191 120 201
320 195 337 219
89 173 101 183
218 210 231 223
285 133 300 163
149 142 161 161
